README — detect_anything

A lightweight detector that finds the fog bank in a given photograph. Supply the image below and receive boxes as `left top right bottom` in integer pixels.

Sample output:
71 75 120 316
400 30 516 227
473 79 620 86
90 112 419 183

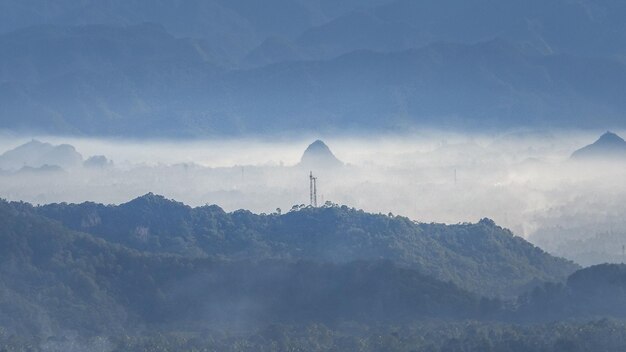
0 129 624 265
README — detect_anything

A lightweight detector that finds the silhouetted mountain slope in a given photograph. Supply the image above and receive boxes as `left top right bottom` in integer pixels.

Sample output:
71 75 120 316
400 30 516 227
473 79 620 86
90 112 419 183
571 132 626 160
519 264 626 321
299 140 343 168
0 139 82 171
0 1 301 64
0 0 395 66
5 0 626 66
3 196 626 345
1 24 626 135
0 199 135 334
0 199 496 335
36 194 578 297
251 0 626 64
0 23 221 135
216 40 626 133
1 1 626 135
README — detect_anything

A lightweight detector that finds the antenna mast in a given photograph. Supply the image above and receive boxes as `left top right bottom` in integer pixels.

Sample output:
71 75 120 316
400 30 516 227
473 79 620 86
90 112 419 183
309 171 313 206
313 176 318 207
309 171 318 207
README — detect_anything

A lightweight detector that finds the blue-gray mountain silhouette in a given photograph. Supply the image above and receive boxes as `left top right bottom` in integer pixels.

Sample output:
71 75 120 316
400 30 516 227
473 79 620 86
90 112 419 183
3 29 626 136
2 1 626 135
0 139 83 171
571 132 626 160
299 140 343 168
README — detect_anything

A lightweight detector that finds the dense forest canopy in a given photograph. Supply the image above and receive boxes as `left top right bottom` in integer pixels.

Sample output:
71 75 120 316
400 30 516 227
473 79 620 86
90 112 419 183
1 195 626 351
34 193 578 297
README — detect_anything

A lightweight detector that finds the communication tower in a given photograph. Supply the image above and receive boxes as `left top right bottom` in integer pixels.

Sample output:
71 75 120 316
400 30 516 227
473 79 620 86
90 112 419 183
309 171 318 207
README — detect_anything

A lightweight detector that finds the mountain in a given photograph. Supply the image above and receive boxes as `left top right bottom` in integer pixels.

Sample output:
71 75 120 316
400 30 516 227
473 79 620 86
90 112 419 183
0 139 82 171
4 3 626 136
0 0 311 65
4 29 626 136
3 196 626 349
35 194 578 297
216 39 626 133
571 132 626 160
299 140 343 168
0 198 496 336
248 0 626 65
5 0 626 66
0 1 626 135
0 23 221 135
0 0 396 66
519 264 626 320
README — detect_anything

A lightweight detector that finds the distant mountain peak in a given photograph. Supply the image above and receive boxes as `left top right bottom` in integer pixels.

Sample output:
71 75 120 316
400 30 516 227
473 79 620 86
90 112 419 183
571 131 626 160
308 139 331 151
0 139 83 171
299 140 343 168
597 131 625 144
127 193 166 204
122 193 190 210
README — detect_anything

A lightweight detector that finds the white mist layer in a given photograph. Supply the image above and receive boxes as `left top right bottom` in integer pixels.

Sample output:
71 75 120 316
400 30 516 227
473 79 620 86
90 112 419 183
0 129 625 266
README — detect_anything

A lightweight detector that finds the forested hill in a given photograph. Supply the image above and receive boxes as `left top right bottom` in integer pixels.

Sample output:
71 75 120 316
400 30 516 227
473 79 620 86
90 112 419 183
518 263 626 321
34 193 578 297
0 199 495 336
3 196 626 347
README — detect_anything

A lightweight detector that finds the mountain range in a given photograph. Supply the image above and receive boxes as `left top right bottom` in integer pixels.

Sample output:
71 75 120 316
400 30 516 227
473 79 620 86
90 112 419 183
0 139 114 171
0 139 83 171
4 0 626 63
2 194 626 342
1 1 626 135
34 193 577 297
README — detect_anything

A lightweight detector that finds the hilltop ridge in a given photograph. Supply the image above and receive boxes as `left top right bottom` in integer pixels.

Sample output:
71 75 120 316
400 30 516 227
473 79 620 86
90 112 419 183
34 193 578 297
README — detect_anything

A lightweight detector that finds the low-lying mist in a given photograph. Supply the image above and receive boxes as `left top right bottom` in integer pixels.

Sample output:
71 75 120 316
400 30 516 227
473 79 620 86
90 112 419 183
0 129 624 266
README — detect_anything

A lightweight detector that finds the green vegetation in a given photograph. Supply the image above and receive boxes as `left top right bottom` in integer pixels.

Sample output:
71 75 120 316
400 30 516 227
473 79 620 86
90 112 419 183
0 199 498 335
1 195 626 351
2 320 626 352
35 194 578 297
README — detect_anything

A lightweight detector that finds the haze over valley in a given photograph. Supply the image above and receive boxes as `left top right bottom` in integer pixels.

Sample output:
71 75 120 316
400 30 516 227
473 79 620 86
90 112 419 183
0 131 625 267
2 1 626 351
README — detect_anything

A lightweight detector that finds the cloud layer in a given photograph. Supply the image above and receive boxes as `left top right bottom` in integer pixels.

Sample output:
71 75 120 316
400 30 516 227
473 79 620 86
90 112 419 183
0 129 624 265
